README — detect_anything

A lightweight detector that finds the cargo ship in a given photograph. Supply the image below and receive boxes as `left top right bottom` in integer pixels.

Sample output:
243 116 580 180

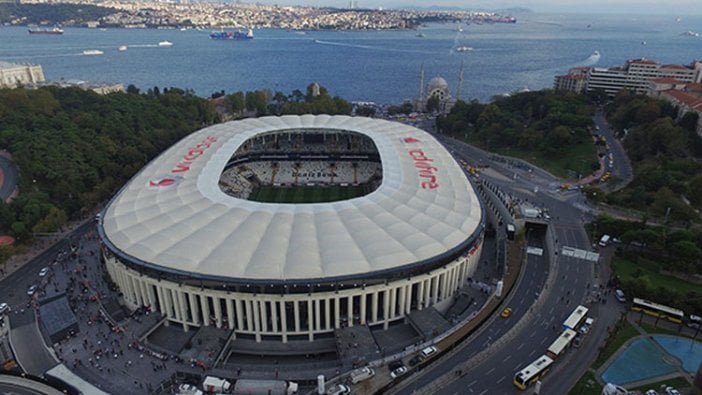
210 28 254 40
28 26 64 35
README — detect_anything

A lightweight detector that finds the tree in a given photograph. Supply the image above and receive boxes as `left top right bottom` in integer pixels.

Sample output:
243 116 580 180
426 95 441 113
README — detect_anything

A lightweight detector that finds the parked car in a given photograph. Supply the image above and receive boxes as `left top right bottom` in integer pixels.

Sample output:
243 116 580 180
39 267 50 277
27 284 38 296
408 355 422 366
645 390 659 395
0 302 9 315
665 387 681 395
390 366 408 379
327 384 350 395
501 307 513 318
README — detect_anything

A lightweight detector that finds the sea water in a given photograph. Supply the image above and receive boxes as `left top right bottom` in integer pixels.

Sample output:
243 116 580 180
1 13 701 103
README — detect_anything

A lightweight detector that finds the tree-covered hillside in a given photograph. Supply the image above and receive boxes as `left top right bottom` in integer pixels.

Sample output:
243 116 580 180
0 3 116 25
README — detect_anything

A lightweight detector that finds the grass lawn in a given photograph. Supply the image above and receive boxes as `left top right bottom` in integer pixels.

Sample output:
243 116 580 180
593 319 640 369
629 376 690 393
250 185 367 203
460 136 598 179
569 370 603 395
612 257 701 295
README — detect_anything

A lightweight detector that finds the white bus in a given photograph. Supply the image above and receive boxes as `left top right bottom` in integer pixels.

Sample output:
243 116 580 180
546 328 577 359
513 355 554 390
562 305 589 331
632 298 684 324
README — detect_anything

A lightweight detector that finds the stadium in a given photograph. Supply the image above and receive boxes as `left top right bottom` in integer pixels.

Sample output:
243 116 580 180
98 115 484 343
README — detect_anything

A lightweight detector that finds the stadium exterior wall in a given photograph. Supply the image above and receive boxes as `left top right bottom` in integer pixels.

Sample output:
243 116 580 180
103 240 482 342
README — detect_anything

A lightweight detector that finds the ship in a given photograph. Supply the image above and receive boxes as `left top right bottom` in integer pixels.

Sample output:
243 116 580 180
82 50 104 56
118 45 128 51
209 28 254 40
456 46 474 52
158 41 173 47
28 26 64 35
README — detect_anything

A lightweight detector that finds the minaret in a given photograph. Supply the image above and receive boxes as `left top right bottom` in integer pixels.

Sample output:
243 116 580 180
456 60 465 101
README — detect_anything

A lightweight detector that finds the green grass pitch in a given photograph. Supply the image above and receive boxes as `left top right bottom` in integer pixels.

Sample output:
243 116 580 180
250 185 368 203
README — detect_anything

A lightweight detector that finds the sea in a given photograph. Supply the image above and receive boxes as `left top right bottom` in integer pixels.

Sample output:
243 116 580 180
1 13 701 104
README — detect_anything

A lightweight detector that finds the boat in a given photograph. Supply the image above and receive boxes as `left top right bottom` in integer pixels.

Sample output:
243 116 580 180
592 50 600 57
209 28 254 40
158 41 173 47
416 32 426 38
82 50 104 56
456 46 473 52
681 30 700 37
456 27 463 32
28 26 64 35
118 45 128 51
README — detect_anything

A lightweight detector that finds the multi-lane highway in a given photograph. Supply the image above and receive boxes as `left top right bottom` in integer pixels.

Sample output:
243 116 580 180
388 128 619 394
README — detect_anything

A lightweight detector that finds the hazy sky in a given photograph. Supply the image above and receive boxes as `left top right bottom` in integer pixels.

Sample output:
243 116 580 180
259 0 701 15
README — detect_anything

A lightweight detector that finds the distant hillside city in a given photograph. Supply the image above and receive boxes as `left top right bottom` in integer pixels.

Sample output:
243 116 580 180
1 0 518 30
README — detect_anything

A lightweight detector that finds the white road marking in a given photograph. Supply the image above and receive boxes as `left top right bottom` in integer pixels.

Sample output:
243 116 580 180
503 355 512 362
479 390 488 395
517 343 524 350
497 376 506 384
468 380 477 387
529 349 536 357
487 367 495 375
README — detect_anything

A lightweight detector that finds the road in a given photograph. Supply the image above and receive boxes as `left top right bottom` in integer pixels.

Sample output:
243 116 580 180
388 131 620 394
593 110 633 192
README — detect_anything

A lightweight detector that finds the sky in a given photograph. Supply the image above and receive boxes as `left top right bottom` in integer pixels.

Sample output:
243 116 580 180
250 0 702 15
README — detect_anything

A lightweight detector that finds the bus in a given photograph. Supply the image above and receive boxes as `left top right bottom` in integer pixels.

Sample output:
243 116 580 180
546 329 577 359
562 305 589 331
631 298 684 323
513 355 554 390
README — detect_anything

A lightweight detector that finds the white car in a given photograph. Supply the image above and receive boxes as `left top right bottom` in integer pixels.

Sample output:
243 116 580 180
27 284 38 296
645 390 659 395
0 302 9 315
665 387 681 395
39 267 50 277
390 366 408 379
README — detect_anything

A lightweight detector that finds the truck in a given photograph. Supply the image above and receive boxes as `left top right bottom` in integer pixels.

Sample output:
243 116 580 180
232 379 298 395
202 376 232 393
599 234 610 247
350 366 375 384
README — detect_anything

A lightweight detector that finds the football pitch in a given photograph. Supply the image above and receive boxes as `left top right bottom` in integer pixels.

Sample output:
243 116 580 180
250 185 368 203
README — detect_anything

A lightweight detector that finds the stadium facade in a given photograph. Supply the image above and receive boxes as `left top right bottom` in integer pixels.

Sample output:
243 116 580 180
98 115 484 343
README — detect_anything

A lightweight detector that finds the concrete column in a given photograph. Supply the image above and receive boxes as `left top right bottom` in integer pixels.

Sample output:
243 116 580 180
293 300 301 333
360 292 367 325
260 300 268 333
271 299 279 333
226 298 235 330
213 296 223 328
156 286 166 315
308 299 314 341
347 295 354 327
146 282 156 309
252 300 261 342
424 279 432 308
140 281 151 307
398 286 406 317
235 299 244 330
417 281 424 310
371 292 378 323
432 276 440 304
334 297 341 328
200 294 210 327
131 278 142 306
245 299 254 332
178 291 188 331
172 290 182 321
389 287 397 319
314 299 321 332
280 301 288 343
189 293 200 325
164 289 174 319
405 284 412 314
324 298 331 330
383 290 390 330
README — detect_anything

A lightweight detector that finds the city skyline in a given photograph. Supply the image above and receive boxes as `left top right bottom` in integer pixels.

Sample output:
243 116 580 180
248 0 702 15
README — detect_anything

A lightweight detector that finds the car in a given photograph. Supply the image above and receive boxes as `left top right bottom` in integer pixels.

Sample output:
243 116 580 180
327 384 350 395
501 307 513 318
390 366 408 379
408 355 422 366
39 267 49 277
27 284 38 296
389 360 404 370
665 387 681 395
0 302 9 315
645 390 659 395
420 346 438 359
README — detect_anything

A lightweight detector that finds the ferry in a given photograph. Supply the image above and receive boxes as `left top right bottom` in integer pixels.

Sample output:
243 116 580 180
456 46 474 52
82 50 104 56
158 41 173 47
118 45 128 51
28 26 64 35
210 28 254 40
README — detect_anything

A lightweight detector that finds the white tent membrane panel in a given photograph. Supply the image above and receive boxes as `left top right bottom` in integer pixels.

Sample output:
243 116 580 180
102 115 482 281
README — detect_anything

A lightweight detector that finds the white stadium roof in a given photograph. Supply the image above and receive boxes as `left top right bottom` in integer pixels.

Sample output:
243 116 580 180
101 115 482 282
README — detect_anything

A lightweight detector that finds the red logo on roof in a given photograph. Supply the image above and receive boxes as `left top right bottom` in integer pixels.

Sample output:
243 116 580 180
403 137 421 143
147 176 184 190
